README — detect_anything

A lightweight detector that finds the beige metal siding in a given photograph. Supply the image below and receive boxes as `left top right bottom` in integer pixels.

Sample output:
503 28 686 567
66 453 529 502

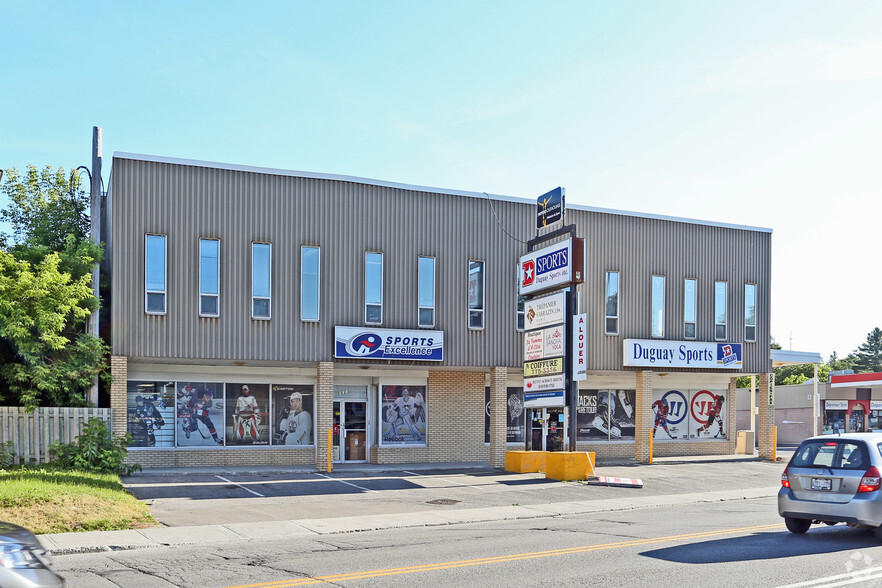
110 157 771 373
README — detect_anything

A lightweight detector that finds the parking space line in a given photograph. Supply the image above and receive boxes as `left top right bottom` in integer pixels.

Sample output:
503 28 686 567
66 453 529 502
215 475 265 497
403 471 483 491
316 473 378 492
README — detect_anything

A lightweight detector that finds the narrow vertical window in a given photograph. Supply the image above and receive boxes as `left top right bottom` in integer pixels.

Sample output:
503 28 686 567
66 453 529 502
145 234 167 314
365 252 383 324
516 263 525 331
605 271 619 335
745 283 757 342
252 243 271 319
684 278 697 339
651 275 665 338
714 281 727 340
301 246 320 321
418 256 435 327
199 239 219 317
468 260 485 329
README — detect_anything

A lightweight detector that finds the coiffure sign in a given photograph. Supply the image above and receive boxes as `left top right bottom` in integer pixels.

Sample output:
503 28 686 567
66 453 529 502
334 327 443 361
519 239 573 296
623 339 743 370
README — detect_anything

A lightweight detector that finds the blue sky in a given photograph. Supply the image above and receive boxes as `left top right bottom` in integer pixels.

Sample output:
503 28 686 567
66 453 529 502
2 1 881 360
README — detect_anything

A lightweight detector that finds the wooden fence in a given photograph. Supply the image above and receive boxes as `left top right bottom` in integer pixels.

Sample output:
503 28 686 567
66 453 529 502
0 407 112 465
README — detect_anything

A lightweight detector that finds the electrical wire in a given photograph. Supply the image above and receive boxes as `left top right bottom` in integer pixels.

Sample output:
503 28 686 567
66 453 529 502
483 192 529 244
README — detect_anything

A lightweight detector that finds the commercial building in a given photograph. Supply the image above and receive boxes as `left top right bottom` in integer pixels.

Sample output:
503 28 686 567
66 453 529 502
106 153 774 470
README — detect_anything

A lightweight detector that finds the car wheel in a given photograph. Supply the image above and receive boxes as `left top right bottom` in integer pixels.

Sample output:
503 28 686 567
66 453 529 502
785 517 812 534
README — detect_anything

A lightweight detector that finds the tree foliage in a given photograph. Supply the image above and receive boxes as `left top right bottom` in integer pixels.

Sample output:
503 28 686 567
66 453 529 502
852 328 882 374
0 165 107 410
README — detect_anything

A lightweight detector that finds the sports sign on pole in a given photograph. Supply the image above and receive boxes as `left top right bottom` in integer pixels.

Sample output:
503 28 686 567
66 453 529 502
536 187 565 229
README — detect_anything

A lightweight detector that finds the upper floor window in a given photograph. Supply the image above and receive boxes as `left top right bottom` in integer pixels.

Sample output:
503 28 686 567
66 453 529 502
651 275 665 338
516 263 525 332
468 259 485 329
684 278 697 339
714 281 727 340
145 234 167 314
365 251 383 324
745 283 757 342
418 256 435 328
301 246 320 322
252 242 271 319
199 239 219 317
605 271 619 335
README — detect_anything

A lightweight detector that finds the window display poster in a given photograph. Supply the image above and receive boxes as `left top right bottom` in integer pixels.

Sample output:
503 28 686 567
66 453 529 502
485 387 526 444
127 381 175 448
176 382 225 447
651 389 690 440
272 384 315 446
576 390 636 440
225 383 270 446
381 385 427 445
689 389 727 439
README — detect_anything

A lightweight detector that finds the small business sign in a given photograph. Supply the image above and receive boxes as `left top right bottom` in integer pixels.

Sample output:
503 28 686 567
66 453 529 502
523 325 565 361
523 357 565 378
825 400 848 411
872 401 882 411
524 388 566 408
524 291 566 330
573 313 587 381
623 339 743 370
520 240 573 296
334 326 443 361
536 187 565 229
524 373 565 393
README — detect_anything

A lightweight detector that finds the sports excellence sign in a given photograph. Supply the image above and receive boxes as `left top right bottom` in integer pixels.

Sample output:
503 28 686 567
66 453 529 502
623 339 743 370
335 327 443 361
519 239 573 296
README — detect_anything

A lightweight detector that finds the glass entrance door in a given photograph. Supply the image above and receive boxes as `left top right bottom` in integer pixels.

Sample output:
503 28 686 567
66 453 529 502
530 407 568 451
332 400 368 462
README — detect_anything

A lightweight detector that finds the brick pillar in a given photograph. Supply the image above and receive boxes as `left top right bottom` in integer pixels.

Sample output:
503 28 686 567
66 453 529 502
757 372 776 460
489 367 507 468
316 362 334 472
635 370 653 463
727 378 738 453
110 356 128 440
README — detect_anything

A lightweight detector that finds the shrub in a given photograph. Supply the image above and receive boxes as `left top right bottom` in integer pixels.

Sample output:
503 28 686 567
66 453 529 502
50 418 141 476
0 441 14 467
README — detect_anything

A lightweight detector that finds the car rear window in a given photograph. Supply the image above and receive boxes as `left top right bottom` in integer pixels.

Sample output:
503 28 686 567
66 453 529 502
791 440 869 470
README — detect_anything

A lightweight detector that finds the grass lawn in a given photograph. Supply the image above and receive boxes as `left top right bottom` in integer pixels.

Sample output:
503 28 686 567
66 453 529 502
0 468 155 535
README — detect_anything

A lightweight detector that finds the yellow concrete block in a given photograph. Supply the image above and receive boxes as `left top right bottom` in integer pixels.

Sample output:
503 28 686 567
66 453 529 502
545 452 595 481
504 451 536 473
536 451 547 472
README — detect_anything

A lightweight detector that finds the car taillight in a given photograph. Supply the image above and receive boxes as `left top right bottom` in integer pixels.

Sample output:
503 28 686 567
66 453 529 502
858 466 881 493
781 466 790 488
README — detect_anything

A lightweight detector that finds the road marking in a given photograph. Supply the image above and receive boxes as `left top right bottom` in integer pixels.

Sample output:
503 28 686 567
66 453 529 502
226 522 783 588
315 473 377 493
775 566 882 587
403 471 483 490
215 475 265 497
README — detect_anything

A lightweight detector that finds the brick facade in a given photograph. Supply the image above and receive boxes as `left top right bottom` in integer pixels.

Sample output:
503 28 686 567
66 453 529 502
489 367 507 468
110 356 128 440
757 372 776 459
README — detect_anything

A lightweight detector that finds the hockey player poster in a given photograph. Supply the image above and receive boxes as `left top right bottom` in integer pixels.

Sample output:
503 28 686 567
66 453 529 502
484 387 525 444
690 389 727 439
576 389 636 440
381 385 427 445
175 382 225 446
272 385 315 445
651 389 690 440
226 383 270 446
126 381 175 448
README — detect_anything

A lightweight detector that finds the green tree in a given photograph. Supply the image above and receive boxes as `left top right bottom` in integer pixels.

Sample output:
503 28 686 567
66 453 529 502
852 328 882 373
827 351 855 372
0 251 108 410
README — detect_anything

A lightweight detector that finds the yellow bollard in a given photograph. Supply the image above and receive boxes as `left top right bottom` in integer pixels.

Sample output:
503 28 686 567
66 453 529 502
328 427 333 473
772 426 777 462
649 428 654 464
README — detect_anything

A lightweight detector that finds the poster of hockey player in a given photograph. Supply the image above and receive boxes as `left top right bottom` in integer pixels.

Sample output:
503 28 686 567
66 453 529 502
225 383 270 446
381 385 427 445
126 381 175 447
576 389 636 440
651 389 690 440
484 387 525 444
272 384 314 445
175 382 225 446
690 389 727 439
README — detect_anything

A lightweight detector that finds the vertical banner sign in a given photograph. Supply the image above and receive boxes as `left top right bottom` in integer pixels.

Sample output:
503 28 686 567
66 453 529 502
573 313 586 381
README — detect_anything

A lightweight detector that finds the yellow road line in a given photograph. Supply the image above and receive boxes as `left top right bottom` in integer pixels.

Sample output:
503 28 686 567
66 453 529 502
226 522 783 588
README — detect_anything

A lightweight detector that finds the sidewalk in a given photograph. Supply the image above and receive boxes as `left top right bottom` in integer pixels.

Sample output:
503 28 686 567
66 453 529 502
39 452 785 556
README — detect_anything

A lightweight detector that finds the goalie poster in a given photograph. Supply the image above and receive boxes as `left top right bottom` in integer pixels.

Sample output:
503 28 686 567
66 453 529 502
225 383 270 446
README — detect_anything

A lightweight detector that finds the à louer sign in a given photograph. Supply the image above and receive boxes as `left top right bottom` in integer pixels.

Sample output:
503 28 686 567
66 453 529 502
623 339 743 369
334 326 444 361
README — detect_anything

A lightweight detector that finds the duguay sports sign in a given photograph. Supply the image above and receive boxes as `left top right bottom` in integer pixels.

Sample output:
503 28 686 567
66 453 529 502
623 339 743 370
519 239 573 296
335 326 444 361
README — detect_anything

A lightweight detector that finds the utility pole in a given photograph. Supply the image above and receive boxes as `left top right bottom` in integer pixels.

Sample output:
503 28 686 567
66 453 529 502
88 126 102 406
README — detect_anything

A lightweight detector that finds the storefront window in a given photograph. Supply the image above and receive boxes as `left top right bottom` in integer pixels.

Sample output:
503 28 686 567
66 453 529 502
576 390 636 441
380 385 427 445
824 410 846 434
127 381 175 448
485 387 525 444
272 384 315 445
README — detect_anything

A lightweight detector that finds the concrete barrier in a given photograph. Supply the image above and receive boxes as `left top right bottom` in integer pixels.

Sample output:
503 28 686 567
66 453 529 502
545 452 595 481
504 451 548 473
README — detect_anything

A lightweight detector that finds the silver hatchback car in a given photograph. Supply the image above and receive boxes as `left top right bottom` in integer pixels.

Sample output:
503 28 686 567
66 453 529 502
778 432 882 535
0 522 64 587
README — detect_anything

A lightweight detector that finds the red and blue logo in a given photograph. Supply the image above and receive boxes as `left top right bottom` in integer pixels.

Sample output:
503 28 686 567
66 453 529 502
522 260 536 286
345 332 383 357
716 343 742 366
